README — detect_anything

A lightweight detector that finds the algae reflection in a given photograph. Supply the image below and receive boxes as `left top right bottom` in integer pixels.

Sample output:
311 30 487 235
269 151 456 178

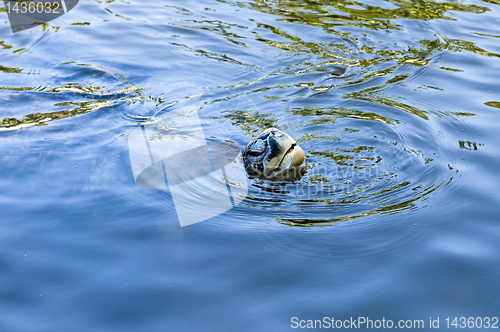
0 63 142 131
0 85 141 131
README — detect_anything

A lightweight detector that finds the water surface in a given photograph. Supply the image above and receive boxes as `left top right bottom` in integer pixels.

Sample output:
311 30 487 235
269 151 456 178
1 0 500 330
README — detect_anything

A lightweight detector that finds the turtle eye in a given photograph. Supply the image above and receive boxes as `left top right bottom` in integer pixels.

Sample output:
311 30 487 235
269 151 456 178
270 130 282 137
248 139 267 151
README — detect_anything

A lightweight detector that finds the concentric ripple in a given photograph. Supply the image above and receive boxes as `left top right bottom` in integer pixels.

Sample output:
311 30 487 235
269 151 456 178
235 104 458 226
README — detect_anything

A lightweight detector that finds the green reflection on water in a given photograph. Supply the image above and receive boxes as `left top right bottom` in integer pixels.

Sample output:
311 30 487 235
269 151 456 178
485 101 500 109
0 97 140 131
276 177 451 227
0 41 14 50
0 84 141 131
0 64 22 74
0 61 145 131
214 110 278 134
289 107 396 124
252 0 488 27
309 145 378 167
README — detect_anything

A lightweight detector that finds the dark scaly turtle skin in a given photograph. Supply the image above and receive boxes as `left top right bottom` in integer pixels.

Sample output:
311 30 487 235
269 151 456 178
242 128 305 180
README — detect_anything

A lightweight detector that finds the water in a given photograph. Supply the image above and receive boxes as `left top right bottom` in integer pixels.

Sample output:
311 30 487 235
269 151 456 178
1 0 500 330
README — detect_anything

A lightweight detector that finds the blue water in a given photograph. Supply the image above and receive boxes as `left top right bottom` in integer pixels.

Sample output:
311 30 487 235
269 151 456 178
1 0 500 330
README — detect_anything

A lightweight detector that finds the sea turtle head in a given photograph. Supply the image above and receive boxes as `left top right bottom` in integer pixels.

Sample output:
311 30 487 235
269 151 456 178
242 128 305 179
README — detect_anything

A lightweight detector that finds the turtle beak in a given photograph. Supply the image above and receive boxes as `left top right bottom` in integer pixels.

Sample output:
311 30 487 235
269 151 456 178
291 145 305 167
242 128 305 179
